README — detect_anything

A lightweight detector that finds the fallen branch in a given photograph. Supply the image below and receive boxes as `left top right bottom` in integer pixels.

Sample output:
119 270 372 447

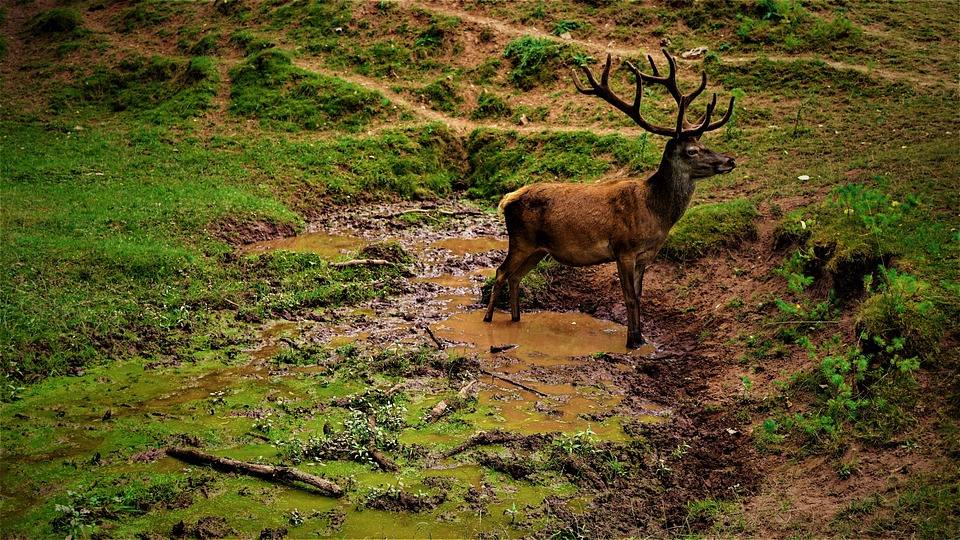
426 401 449 423
458 380 479 399
441 430 532 459
369 447 399 472
424 325 445 350
490 343 517 353
246 432 271 443
480 369 550 398
165 447 344 497
329 259 394 268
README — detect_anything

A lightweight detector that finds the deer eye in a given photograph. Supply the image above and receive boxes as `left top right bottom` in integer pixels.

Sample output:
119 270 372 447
686 147 700 157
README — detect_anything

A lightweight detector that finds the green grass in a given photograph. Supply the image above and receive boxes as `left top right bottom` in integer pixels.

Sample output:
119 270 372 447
660 199 759 262
465 129 658 203
0 121 440 389
228 49 399 132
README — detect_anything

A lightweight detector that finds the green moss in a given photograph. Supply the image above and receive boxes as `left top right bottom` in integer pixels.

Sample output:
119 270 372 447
228 50 396 132
27 8 83 35
660 199 759 262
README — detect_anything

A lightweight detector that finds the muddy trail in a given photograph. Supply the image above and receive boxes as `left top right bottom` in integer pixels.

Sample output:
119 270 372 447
217 201 759 538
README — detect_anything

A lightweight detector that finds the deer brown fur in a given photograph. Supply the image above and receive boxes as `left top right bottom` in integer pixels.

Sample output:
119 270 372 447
483 50 737 349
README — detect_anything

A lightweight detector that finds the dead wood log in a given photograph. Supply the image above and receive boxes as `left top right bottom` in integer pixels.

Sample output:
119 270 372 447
329 259 394 268
369 447 400 472
165 447 344 497
426 400 449 423
441 429 530 459
426 380 479 424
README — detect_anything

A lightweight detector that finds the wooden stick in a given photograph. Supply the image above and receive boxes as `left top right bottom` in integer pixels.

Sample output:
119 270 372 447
165 447 344 497
369 447 399 472
441 430 530 459
480 369 550 398
329 259 394 268
427 381 480 424
424 326 445 350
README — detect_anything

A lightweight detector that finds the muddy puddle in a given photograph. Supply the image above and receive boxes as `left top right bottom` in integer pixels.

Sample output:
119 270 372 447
243 212 660 441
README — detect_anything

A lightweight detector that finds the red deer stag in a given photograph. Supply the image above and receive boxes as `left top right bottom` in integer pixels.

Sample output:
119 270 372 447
482 49 736 349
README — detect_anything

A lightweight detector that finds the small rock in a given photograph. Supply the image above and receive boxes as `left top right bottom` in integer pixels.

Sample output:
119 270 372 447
681 46 709 59
559 32 572 40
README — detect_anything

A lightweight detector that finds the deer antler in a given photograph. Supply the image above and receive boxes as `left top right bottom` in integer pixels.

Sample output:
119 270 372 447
572 49 735 139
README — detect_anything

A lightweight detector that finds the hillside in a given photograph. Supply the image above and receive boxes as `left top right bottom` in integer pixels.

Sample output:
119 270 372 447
1 0 958 538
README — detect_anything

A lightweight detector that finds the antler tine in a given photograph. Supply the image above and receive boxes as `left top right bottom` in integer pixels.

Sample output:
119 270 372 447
685 94 736 138
571 54 675 137
639 49 684 107
645 52 660 76
683 94 717 137
683 71 708 112
703 95 736 132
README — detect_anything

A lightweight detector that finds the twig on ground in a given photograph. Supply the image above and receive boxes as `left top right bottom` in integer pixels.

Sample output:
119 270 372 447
165 447 344 497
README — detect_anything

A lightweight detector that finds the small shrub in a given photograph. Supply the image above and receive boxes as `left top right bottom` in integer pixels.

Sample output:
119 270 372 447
856 267 944 361
28 8 82 35
470 91 512 120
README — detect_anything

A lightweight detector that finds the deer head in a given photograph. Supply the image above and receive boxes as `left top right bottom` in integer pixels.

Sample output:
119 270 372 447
571 49 736 179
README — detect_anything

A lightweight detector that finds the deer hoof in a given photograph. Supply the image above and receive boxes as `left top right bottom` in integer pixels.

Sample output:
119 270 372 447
626 338 647 350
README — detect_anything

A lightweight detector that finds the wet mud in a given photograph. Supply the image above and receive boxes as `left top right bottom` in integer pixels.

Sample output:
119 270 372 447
233 201 759 537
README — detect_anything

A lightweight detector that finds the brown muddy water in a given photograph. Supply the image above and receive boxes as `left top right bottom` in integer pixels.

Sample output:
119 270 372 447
243 218 661 439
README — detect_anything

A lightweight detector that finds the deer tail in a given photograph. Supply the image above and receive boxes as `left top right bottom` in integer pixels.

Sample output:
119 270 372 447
497 186 528 217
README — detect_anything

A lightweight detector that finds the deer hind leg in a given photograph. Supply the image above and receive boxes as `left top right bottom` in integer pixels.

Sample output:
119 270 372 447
616 257 646 349
507 251 546 321
483 249 545 323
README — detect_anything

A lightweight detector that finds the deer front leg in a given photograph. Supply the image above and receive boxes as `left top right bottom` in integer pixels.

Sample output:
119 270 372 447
616 257 646 349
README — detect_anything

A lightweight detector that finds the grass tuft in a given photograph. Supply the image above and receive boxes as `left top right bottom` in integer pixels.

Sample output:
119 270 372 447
660 200 759 262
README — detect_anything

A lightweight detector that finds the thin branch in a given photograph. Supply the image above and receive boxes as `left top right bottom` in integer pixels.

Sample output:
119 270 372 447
480 369 550 398
329 259 394 268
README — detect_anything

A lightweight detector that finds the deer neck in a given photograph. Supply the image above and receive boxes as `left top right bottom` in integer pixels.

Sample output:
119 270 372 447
645 151 695 227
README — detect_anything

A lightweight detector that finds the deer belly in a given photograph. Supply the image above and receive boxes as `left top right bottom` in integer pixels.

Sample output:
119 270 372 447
544 239 615 267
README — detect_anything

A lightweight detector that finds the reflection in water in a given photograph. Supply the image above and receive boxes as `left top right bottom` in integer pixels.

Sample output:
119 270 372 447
241 231 366 259
435 310 648 359
433 310 658 438
431 236 507 255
